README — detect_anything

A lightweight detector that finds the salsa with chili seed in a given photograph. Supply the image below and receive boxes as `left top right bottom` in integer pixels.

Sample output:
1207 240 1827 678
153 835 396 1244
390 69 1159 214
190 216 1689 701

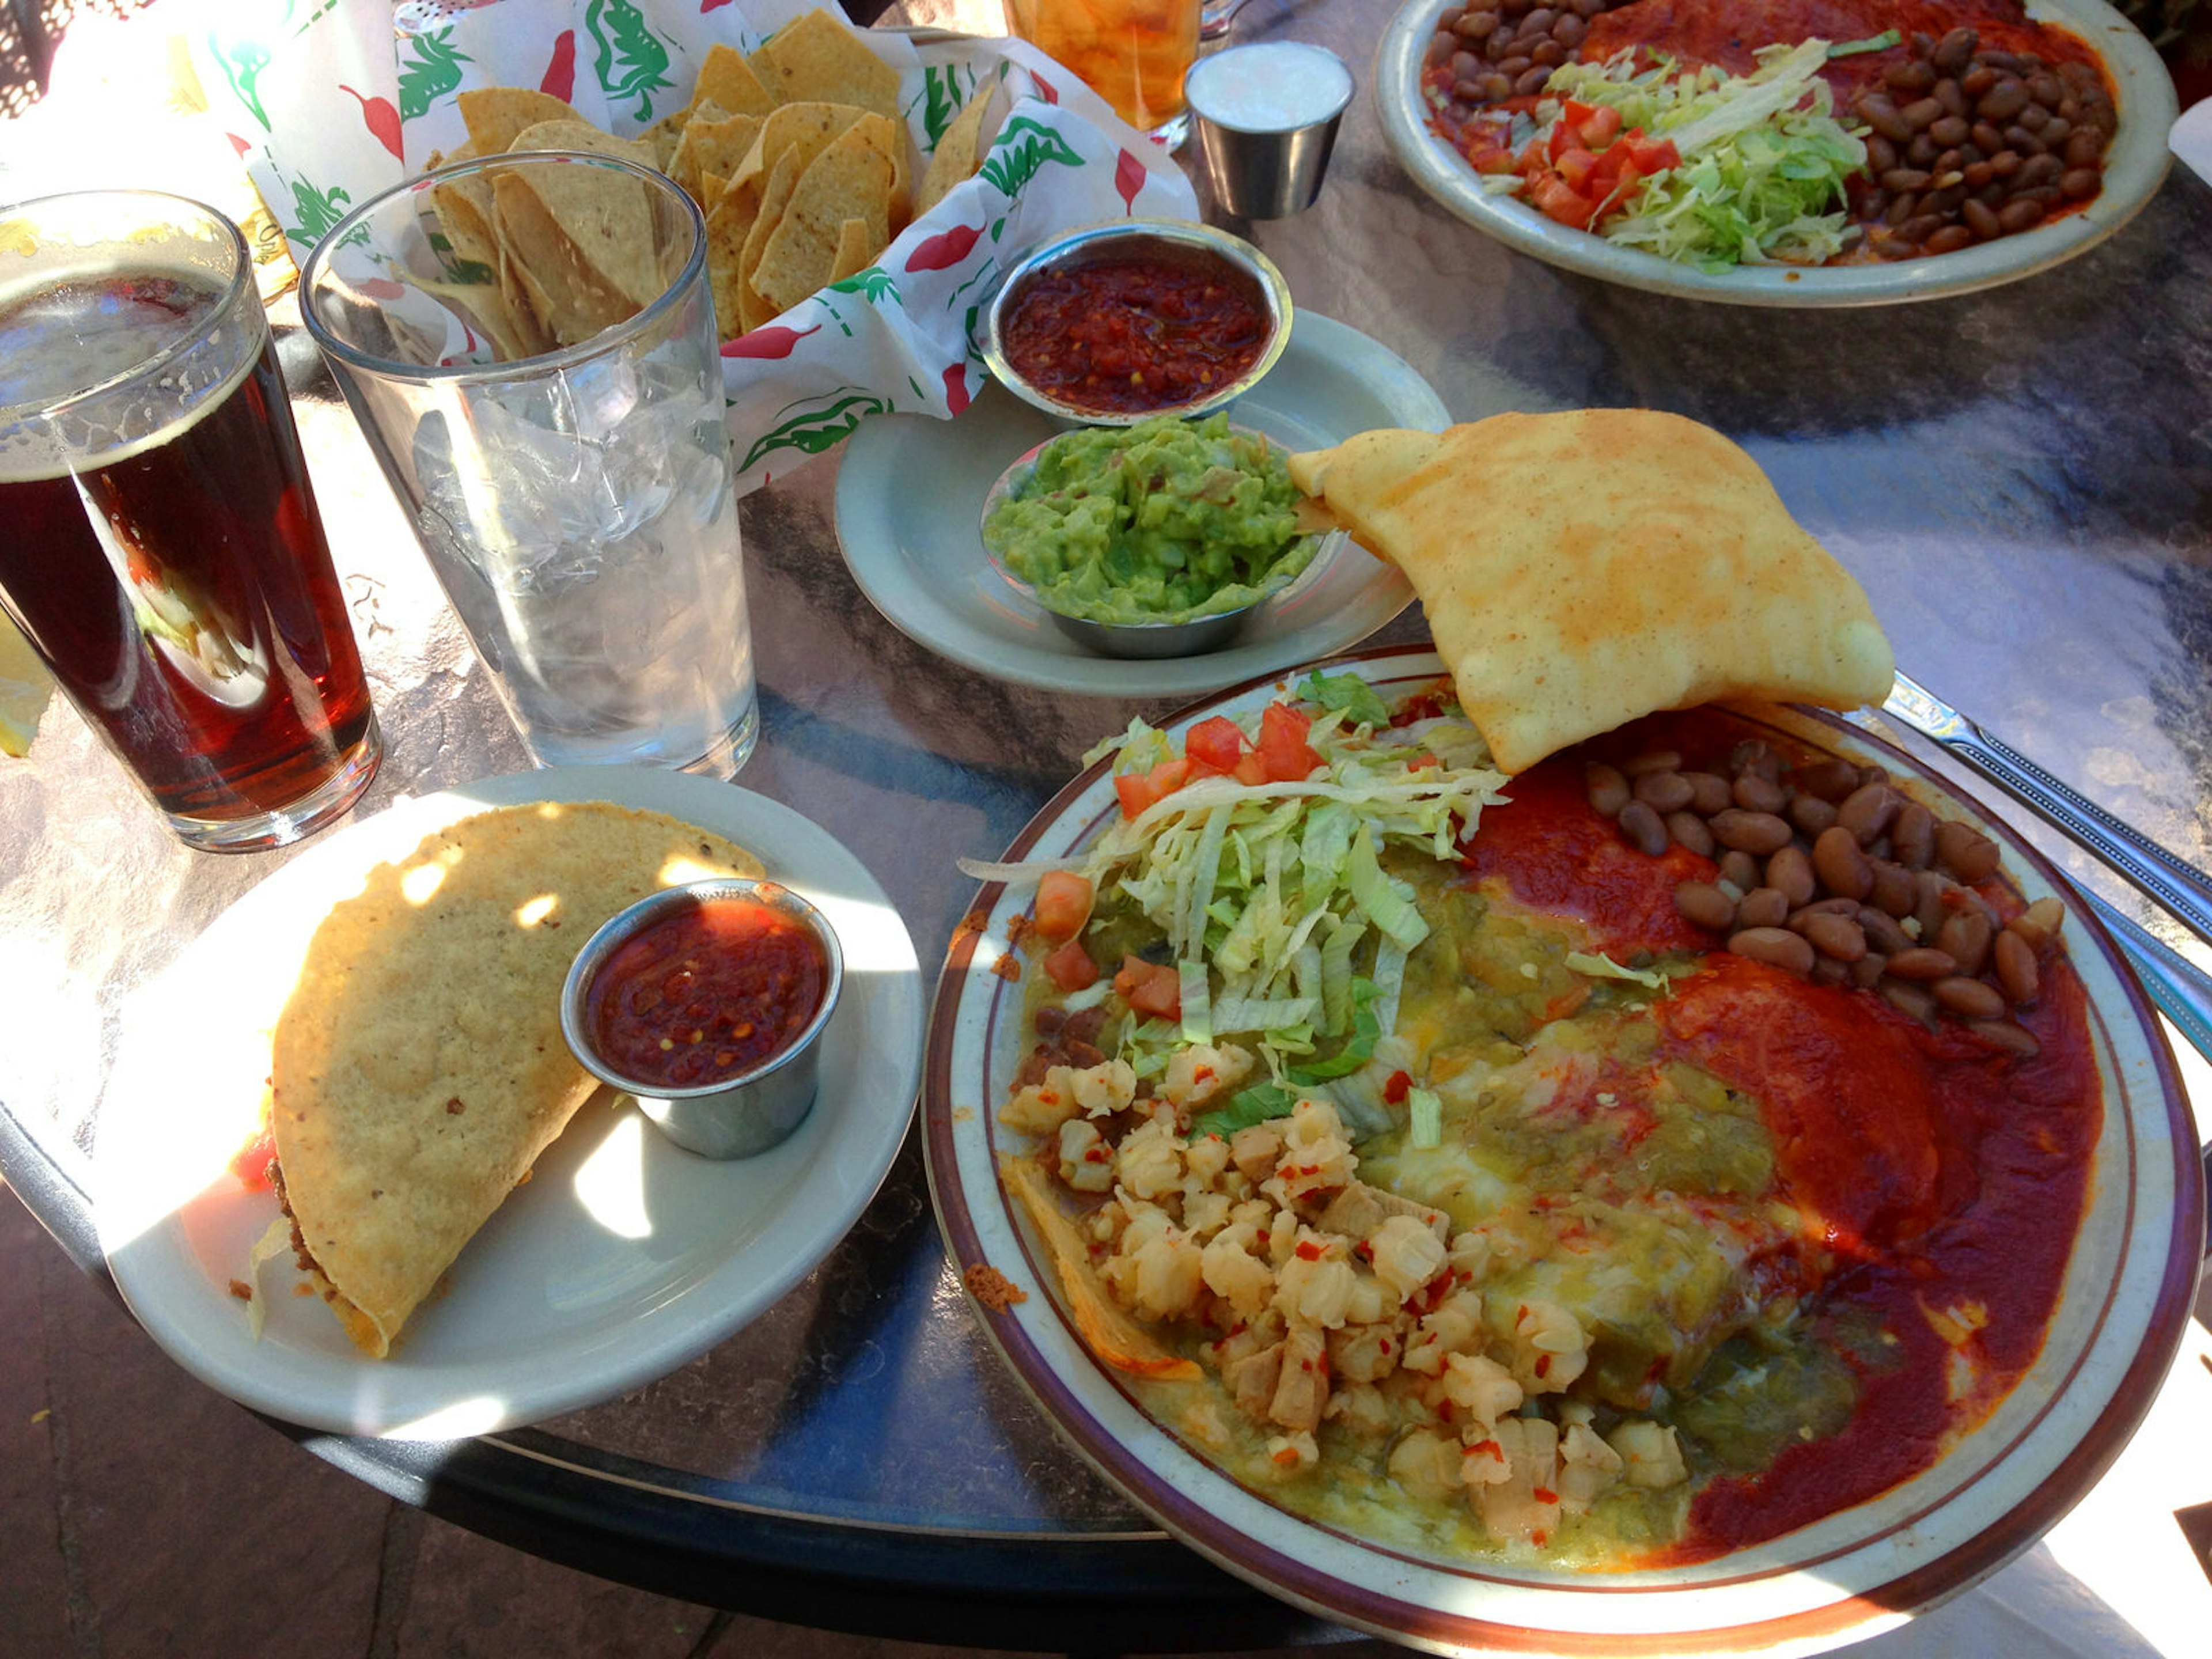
585 894 828 1090
999 255 1271 415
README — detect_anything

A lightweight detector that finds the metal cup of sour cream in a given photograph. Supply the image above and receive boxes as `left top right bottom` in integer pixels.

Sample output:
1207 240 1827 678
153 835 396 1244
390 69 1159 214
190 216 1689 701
1185 41 1356 219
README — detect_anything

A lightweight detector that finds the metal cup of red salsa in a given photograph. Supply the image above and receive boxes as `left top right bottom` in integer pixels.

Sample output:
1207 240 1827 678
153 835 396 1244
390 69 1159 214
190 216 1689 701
982 220 1292 425
560 877 843 1160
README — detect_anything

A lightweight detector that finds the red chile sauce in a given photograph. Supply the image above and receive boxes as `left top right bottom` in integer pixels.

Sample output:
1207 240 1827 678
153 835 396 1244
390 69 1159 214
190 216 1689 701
998 254 1271 415
1456 703 2101 1560
586 893 828 1090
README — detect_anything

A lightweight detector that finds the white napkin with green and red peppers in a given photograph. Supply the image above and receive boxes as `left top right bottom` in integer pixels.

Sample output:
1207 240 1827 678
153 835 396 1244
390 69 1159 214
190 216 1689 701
187 0 1199 492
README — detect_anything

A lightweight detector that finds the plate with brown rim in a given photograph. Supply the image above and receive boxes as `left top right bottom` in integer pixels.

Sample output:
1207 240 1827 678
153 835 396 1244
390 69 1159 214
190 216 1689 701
1376 0 2176 307
922 642 2202 1655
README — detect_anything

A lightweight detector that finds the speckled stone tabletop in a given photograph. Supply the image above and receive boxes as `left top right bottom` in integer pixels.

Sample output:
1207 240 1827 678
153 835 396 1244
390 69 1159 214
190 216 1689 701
5 0 2211 1651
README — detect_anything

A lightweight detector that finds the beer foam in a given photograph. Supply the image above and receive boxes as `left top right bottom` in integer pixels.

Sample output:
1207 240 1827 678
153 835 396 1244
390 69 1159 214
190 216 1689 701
0 264 254 481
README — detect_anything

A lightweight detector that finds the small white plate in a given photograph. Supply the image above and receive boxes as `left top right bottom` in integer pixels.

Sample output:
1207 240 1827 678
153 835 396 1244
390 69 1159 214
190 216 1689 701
1375 0 2176 307
96 768 924 1439
833 311 1446 696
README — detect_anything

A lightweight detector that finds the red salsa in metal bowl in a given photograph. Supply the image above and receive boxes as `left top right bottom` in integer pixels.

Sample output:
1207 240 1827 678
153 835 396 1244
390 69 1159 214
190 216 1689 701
585 892 830 1090
997 253 1272 416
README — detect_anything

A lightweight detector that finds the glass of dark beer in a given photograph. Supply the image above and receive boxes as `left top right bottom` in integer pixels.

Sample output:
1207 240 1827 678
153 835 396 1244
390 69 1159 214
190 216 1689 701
0 191 381 852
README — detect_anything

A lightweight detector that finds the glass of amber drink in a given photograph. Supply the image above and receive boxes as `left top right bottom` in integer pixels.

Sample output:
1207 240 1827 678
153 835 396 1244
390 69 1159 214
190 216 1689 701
0 192 380 852
1007 0 1205 142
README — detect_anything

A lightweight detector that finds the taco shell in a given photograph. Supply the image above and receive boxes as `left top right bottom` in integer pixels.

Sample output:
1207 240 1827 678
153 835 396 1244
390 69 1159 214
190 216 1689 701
268 801 763 1358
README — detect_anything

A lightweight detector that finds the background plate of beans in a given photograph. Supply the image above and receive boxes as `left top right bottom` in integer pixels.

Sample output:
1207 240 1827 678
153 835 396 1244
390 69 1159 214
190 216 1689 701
1375 0 2177 305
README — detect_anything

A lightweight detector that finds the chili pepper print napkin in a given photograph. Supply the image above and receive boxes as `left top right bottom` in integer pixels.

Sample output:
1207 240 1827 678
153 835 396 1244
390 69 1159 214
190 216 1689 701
184 0 1199 493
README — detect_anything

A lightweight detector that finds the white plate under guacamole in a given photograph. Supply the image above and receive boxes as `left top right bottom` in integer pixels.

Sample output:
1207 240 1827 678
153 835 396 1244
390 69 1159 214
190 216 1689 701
833 311 1445 696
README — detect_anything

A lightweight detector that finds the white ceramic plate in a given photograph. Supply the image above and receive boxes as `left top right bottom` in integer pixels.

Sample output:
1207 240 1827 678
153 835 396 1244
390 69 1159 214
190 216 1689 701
832 311 1445 696
923 645 2202 1656
96 768 925 1438
1376 0 2177 307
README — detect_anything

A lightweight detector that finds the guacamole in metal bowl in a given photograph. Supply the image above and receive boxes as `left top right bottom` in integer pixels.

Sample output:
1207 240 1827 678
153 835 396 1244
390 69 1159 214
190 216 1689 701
982 413 1323 627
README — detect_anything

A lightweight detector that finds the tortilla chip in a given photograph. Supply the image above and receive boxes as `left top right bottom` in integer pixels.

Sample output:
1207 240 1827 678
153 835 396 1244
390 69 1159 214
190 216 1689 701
703 184 759 343
753 119 893 315
457 87 586 154
828 216 874 282
507 156 662 313
270 802 764 1359
751 9 900 119
694 41 779 119
1287 411 1896 774
429 167 501 276
414 272 533 363
490 171 633 344
918 89 993 214
495 242 557 358
738 145 808 333
669 111 764 212
1003 1157 1201 1381
507 118 656 169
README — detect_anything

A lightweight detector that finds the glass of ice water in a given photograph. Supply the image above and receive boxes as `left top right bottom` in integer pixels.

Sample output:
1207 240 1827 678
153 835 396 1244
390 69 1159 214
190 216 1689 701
298 152 757 779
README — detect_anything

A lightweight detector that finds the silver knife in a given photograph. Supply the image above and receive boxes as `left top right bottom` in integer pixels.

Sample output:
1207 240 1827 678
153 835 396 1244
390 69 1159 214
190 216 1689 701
1878 669 2212 950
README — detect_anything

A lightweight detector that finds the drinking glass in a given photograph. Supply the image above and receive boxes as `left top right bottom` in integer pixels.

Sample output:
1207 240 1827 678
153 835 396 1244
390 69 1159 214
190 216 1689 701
0 191 382 853
1007 0 1205 143
298 153 758 780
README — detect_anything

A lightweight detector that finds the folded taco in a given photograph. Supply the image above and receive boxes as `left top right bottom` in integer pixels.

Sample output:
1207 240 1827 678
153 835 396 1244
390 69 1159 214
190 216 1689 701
267 800 763 1358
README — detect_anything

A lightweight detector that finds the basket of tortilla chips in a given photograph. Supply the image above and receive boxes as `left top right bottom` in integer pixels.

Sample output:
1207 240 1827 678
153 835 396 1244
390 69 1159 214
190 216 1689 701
191 0 1198 490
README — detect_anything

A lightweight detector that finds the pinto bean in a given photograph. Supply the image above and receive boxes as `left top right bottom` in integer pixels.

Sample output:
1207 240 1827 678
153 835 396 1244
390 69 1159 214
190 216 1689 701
1667 810 1716 859
1684 771 1733 815
1868 859 1918 918
1934 820 2002 882
1710 809 1795 856
1936 908 1994 977
1797 758 1862 801
1883 979 1937 1023
1812 824 1874 900
1766 844 1816 907
1837 782 1901 845
1675 880 1737 931
1730 927 1815 977
1622 748 1681 777
2009 896 2067 952
1718 849 1761 893
1804 910 1869 962
1887 945 1960 981
1732 771 1789 813
1736 886 1791 930
1633 769 1695 813
1934 975 2008 1018
1789 793 1840 838
1618 799 1668 857
1585 762 1630 817
1994 927 2041 1003
1858 907 1914 955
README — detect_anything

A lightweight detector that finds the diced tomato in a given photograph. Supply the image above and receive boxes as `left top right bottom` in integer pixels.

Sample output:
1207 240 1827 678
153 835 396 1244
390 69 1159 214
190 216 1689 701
1033 869 1094 945
1184 714 1248 774
1232 750 1271 786
1577 104 1623 150
1555 146 1601 194
1042 935 1099 991
228 1122 276 1192
1114 756 1190 819
1469 144 1518 175
1383 1069 1412 1105
1114 955 1182 1020
1626 135 1680 174
1533 177 1598 229
1257 702 1323 782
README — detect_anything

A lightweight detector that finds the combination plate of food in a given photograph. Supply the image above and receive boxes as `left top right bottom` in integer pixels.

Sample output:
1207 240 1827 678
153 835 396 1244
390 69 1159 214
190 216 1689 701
1374 0 2176 304
924 410 2202 1653
94 767 923 1437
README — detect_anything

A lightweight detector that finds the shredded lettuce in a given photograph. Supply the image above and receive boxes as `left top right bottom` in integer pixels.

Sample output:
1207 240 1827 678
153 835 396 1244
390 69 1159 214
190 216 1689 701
1081 686 1508 1096
1566 950 1672 991
1407 1088 1444 1151
1541 39 1868 272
